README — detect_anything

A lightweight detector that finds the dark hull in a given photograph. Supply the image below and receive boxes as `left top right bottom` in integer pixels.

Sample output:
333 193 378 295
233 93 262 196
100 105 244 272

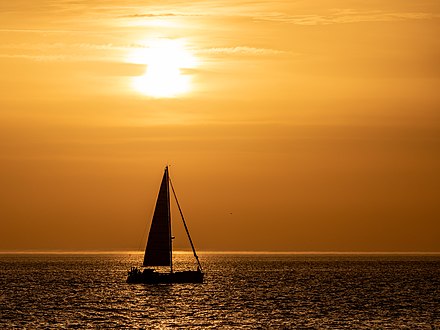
127 268 204 284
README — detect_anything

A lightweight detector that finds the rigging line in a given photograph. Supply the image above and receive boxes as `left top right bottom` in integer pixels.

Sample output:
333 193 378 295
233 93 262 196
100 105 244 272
169 176 203 272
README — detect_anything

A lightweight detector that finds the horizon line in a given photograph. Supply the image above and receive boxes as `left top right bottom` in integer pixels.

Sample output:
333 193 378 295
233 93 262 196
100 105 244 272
0 250 439 255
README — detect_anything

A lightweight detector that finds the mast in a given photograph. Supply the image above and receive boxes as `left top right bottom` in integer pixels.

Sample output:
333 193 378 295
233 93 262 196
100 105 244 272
166 166 173 273
169 177 203 272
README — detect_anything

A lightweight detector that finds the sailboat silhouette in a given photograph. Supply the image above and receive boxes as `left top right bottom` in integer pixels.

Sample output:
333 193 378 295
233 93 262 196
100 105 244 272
127 166 203 284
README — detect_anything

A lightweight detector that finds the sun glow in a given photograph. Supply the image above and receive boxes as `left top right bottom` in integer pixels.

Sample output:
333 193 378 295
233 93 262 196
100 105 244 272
129 38 197 98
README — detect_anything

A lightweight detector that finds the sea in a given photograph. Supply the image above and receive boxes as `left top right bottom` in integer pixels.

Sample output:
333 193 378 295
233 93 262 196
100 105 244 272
0 253 439 329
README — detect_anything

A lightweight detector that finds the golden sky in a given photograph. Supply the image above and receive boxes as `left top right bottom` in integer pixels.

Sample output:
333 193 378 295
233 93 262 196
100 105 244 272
1 0 439 252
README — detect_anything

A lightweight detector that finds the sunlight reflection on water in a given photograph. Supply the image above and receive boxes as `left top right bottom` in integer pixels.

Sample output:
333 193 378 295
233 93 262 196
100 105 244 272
0 254 439 328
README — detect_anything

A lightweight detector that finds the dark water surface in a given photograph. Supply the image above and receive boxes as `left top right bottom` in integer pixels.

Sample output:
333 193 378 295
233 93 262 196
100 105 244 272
0 253 439 329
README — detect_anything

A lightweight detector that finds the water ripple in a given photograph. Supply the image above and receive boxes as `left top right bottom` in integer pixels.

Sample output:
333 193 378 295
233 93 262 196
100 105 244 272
0 254 439 329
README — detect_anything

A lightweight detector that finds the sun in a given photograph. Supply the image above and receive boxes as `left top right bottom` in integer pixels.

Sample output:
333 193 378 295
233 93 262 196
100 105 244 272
128 38 197 98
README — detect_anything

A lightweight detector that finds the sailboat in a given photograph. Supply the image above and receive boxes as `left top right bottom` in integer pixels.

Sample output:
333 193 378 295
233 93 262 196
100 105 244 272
127 166 204 284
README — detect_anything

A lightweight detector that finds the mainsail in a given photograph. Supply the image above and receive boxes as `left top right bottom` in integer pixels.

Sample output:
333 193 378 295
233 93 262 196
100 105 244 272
143 167 172 267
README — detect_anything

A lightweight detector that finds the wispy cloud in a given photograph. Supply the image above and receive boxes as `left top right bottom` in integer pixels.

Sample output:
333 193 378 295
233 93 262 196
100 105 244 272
200 46 288 56
0 42 126 62
118 12 200 18
252 10 438 25
0 28 82 34
0 54 67 62
0 42 127 51
0 41 288 63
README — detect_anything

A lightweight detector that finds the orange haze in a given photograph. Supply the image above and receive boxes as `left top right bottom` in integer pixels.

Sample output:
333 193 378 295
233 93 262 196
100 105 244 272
1 1 439 252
